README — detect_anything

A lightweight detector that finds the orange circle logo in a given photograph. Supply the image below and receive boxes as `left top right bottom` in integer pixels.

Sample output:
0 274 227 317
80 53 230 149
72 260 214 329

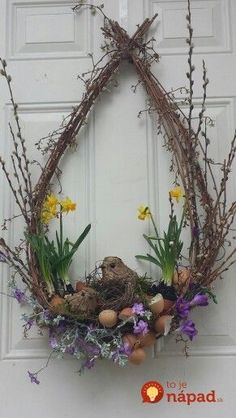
141 381 164 403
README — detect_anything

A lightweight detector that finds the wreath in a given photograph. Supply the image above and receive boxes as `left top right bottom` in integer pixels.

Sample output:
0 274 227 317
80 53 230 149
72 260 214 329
0 0 236 383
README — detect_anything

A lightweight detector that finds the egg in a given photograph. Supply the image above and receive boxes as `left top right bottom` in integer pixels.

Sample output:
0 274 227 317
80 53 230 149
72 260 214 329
122 334 140 350
149 293 164 315
98 309 118 327
49 295 65 314
163 299 175 313
154 315 173 336
128 348 146 365
118 307 134 321
138 331 156 348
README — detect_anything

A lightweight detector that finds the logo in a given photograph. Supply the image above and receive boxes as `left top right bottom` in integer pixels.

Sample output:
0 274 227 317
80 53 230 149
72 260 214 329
141 381 164 403
141 380 223 405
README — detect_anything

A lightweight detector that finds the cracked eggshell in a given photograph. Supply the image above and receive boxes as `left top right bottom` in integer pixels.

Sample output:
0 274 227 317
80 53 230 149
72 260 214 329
118 307 134 321
149 293 164 315
128 348 146 365
98 309 118 328
163 299 175 313
122 334 140 350
154 315 173 336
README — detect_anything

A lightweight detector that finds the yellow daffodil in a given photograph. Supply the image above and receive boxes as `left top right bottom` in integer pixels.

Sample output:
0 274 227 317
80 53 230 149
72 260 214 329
41 207 58 224
41 194 77 223
60 197 77 213
41 211 54 224
137 205 151 221
41 194 59 224
169 186 184 203
45 194 59 208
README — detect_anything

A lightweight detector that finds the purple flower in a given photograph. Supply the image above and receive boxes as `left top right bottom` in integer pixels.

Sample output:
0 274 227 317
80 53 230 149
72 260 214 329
132 303 145 315
77 338 100 357
133 320 149 335
190 293 209 307
49 337 58 349
23 317 34 335
175 297 190 318
27 371 40 385
112 343 132 362
56 322 67 333
13 288 26 303
119 342 132 356
42 309 52 321
178 320 198 341
121 342 132 356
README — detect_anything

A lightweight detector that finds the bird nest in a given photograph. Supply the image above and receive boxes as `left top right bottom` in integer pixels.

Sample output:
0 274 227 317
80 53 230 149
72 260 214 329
89 277 137 311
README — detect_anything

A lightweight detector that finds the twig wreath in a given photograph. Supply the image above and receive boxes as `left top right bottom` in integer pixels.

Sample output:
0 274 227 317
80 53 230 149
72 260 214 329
0 0 236 382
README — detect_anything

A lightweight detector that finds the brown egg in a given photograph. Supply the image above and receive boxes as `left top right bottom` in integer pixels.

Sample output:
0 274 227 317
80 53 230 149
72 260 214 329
75 281 87 292
50 295 64 305
122 334 140 350
163 299 175 313
49 295 65 314
154 315 173 336
149 293 164 315
139 332 156 348
98 310 118 328
118 307 134 321
128 348 146 365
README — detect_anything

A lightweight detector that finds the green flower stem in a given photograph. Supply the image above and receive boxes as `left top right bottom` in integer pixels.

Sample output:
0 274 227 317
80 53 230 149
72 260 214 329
61 273 71 286
150 211 159 238
162 263 175 286
59 210 63 255
46 278 55 296
136 206 184 287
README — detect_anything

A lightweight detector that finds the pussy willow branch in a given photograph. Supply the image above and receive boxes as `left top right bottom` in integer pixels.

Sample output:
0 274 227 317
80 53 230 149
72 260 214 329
185 1 200 260
0 59 32 226
0 59 32 201
186 0 195 133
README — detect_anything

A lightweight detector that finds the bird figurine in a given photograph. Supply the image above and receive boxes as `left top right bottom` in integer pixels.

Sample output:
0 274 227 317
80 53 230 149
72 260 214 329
101 256 138 284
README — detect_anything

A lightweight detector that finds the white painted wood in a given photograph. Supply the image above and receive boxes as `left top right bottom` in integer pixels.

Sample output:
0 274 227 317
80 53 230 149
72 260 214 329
0 0 236 417
148 0 231 54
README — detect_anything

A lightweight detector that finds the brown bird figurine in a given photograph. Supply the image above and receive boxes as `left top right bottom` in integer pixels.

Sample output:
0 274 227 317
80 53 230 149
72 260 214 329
101 256 138 283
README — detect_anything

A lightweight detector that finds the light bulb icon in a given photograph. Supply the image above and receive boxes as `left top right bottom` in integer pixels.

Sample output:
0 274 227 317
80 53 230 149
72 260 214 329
141 380 164 403
146 386 158 402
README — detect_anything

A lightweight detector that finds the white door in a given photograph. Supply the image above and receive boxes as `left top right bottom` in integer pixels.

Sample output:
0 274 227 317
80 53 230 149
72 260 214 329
0 0 236 417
